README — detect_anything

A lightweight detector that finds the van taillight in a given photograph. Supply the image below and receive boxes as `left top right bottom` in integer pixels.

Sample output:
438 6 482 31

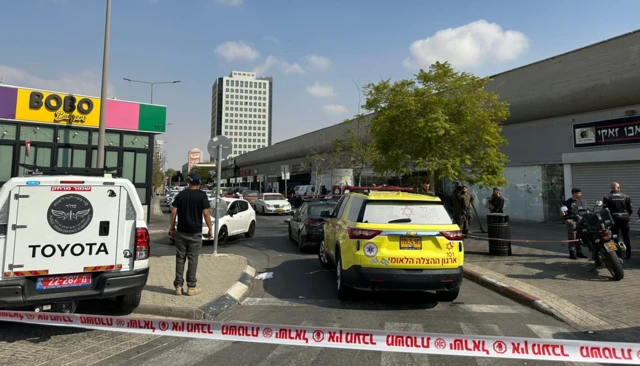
136 228 150 260
60 180 85 184
440 230 463 240
348 228 382 240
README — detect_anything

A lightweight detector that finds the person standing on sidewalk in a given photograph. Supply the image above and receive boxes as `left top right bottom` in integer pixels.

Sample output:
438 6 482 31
420 181 436 196
487 187 505 213
169 173 213 296
457 186 475 236
561 188 588 260
603 182 633 259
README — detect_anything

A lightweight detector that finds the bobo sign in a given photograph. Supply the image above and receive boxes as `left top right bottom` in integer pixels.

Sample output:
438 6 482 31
15 88 101 127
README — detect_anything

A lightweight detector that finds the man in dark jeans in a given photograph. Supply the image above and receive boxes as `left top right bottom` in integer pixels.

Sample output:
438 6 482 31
561 188 588 260
603 182 633 259
169 174 213 296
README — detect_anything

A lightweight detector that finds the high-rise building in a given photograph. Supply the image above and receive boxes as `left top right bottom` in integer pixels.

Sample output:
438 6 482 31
211 71 272 158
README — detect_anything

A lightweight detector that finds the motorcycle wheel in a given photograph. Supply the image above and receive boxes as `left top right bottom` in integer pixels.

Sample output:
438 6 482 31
603 251 624 281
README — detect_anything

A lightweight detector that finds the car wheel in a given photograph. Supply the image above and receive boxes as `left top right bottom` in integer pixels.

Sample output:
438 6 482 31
318 241 331 269
336 256 353 300
436 287 460 302
114 291 142 314
262 207 266 215
298 233 306 252
218 226 228 245
288 224 295 242
245 221 256 238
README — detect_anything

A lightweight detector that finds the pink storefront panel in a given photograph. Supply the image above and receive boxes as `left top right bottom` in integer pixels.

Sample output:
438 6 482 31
105 99 140 130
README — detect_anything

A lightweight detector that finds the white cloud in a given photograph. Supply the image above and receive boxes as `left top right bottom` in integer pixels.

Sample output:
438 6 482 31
253 56 304 76
215 0 243 6
263 36 279 44
323 104 349 116
0 64 116 97
403 19 529 69
215 41 260 62
305 55 331 71
306 82 336 98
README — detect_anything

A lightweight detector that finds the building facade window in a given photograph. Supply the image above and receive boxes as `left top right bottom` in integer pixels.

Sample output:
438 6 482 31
20 125 54 142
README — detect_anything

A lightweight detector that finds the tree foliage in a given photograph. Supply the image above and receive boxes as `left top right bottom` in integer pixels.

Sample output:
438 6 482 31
363 61 509 187
307 149 330 193
189 166 215 186
330 116 380 186
152 154 165 191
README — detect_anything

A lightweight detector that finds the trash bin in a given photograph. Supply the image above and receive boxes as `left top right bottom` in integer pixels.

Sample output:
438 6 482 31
487 213 511 256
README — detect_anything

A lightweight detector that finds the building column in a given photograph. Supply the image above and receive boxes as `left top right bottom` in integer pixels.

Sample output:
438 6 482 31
563 163 572 200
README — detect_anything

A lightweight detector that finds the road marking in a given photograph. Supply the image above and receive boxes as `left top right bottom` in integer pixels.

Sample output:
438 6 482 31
526 325 596 366
460 323 507 366
241 297 529 313
257 321 338 366
381 322 429 366
133 339 233 366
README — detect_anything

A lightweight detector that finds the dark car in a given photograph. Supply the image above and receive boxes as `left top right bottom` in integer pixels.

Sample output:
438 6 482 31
288 201 337 251
242 190 259 208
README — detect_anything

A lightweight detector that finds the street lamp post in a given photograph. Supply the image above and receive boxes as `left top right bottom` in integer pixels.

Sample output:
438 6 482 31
122 78 181 104
96 0 112 169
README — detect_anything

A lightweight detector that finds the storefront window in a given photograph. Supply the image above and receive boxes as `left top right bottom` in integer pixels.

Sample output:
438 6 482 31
91 150 119 170
0 145 13 181
57 147 87 168
542 164 565 222
123 151 135 182
123 134 149 149
0 123 17 140
19 145 52 176
135 152 147 183
19 125 54 142
58 129 90 145
91 131 121 147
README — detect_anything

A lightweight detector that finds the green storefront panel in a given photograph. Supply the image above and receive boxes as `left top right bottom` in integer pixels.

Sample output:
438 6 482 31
138 104 167 133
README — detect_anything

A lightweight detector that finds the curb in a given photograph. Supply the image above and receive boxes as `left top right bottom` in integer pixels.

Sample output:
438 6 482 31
462 268 574 326
133 258 256 321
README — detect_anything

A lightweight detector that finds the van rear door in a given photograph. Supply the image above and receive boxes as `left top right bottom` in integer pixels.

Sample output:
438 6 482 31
8 184 122 277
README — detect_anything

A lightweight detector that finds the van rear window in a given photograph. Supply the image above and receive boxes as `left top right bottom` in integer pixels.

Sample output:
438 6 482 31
361 201 453 225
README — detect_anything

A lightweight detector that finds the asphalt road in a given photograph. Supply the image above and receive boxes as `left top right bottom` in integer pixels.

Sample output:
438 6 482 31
0 212 601 366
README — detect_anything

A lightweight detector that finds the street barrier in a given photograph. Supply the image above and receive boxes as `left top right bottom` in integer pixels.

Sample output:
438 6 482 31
466 234 579 243
1 310 639 364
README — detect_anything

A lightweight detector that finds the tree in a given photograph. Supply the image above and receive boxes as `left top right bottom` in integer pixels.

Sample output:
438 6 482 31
363 61 509 187
152 153 165 193
188 166 214 186
307 149 330 194
330 116 380 186
165 168 176 180
171 171 184 184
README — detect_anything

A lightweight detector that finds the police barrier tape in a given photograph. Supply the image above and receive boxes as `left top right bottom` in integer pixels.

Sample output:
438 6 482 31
1 310 639 364
466 234 579 243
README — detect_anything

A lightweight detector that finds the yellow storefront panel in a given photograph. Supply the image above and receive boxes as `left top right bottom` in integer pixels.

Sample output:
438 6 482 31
15 88 101 127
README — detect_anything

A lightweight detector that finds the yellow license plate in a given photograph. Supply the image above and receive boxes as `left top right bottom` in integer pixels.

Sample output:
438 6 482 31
604 241 617 252
400 237 422 250
276 208 283 212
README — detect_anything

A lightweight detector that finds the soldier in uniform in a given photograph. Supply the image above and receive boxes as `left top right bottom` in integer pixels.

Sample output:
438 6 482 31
451 184 462 223
457 186 475 236
420 181 436 196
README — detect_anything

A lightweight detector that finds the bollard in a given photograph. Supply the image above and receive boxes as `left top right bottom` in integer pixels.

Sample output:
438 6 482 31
487 213 511 256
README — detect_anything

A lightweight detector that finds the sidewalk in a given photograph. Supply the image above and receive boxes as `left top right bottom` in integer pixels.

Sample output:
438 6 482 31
463 220 640 340
135 254 256 320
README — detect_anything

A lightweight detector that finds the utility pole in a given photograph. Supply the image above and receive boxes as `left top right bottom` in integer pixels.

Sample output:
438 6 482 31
122 78 181 104
97 0 112 169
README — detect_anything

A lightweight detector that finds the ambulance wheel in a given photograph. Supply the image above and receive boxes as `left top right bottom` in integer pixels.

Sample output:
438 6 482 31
115 291 142 314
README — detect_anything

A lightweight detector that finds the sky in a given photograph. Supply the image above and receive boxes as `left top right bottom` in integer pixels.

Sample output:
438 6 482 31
1 0 640 170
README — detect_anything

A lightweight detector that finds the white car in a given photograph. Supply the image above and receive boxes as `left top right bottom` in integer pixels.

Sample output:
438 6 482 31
255 193 292 215
170 198 256 245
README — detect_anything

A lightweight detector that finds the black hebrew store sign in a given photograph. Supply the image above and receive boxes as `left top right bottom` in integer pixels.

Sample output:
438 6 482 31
573 116 640 148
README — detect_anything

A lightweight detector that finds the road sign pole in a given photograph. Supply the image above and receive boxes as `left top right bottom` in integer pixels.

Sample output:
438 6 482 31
213 143 223 256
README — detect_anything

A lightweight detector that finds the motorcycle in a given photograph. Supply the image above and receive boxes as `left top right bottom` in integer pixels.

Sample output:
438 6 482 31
562 201 626 281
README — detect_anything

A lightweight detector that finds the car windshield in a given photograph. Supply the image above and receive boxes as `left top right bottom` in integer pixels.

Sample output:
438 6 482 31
263 194 285 201
243 190 259 197
308 203 336 218
360 201 453 225
208 199 229 217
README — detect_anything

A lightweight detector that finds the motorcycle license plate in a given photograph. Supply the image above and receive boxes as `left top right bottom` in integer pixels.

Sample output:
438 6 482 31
604 241 618 252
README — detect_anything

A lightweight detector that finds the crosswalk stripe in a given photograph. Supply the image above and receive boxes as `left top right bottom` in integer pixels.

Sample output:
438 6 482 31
133 339 232 365
241 297 529 314
256 321 339 366
460 323 508 366
381 323 430 366
526 325 596 366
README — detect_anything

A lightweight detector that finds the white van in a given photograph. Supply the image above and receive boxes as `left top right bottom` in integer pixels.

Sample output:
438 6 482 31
0 175 150 314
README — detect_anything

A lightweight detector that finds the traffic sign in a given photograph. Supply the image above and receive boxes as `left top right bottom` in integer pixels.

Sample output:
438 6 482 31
207 136 233 161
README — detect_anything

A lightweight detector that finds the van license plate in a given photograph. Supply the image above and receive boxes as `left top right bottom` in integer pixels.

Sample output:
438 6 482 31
400 237 422 250
36 274 91 290
604 241 618 252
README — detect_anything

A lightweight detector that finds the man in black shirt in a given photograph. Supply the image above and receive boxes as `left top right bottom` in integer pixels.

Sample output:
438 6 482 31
603 182 633 259
488 187 505 213
170 174 213 296
561 188 588 260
